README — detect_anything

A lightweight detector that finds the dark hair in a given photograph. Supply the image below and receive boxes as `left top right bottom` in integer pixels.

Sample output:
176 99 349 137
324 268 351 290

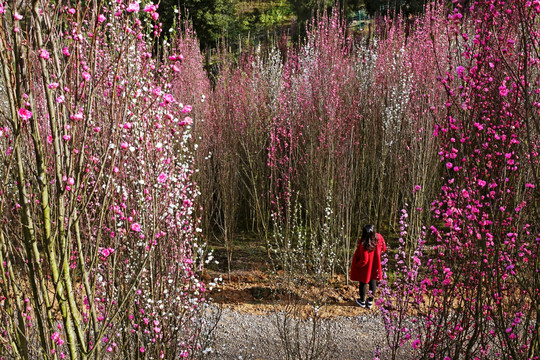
361 224 378 252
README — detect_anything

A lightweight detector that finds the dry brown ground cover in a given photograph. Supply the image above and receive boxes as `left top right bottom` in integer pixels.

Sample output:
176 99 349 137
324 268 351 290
203 234 378 318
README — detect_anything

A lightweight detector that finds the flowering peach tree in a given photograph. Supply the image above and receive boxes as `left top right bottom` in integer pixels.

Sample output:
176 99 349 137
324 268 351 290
0 1 213 359
378 1 539 359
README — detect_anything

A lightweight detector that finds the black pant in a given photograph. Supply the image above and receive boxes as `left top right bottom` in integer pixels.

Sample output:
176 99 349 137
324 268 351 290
359 280 377 301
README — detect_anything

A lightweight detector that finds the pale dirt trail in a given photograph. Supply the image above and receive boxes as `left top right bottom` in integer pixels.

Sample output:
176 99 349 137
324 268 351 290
208 306 413 360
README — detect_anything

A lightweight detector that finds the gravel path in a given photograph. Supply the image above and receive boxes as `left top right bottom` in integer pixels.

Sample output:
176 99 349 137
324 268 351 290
208 307 410 360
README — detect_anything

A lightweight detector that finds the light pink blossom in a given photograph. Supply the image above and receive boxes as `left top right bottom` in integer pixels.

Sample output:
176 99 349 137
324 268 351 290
131 223 141 232
180 117 193 126
127 2 140 13
71 112 83 121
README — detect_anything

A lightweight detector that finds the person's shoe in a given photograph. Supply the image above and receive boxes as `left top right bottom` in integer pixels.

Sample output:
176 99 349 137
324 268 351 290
367 298 374 309
356 298 366 308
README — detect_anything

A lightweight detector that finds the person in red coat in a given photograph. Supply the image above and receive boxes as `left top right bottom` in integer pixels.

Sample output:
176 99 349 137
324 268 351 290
350 224 386 308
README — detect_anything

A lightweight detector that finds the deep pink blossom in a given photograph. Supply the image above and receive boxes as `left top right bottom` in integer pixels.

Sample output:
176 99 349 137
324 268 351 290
499 84 509 96
144 4 157 12
39 49 50 60
101 248 114 258
18 108 32 120
131 223 141 232
163 93 174 103
157 173 168 183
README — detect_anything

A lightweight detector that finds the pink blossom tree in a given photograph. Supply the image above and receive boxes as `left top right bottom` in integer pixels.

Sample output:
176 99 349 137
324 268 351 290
0 1 213 358
379 1 539 359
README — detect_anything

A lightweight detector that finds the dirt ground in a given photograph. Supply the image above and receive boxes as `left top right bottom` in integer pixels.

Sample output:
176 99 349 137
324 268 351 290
209 269 371 318
201 237 401 359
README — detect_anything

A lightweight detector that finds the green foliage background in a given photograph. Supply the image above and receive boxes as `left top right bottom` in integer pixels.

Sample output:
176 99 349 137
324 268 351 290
157 1 427 50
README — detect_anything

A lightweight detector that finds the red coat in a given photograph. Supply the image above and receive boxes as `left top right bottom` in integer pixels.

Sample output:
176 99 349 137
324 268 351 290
350 233 386 282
